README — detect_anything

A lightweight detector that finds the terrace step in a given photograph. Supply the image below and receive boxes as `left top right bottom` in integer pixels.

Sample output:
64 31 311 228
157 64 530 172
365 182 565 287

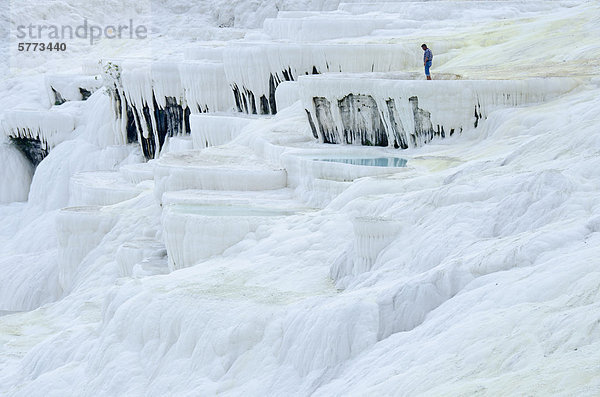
190 113 254 149
161 190 306 270
299 73 580 148
69 171 143 206
153 146 287 203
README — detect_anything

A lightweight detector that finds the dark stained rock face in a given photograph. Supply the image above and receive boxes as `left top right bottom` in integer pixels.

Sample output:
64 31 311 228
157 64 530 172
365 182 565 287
306 94 446 149
313 97 339 144
8 136 48 167
385 99 408 149
338 94 387 146
408 96 435 146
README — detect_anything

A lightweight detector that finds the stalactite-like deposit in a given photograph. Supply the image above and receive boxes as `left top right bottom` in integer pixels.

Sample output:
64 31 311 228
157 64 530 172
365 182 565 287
301 75 580 149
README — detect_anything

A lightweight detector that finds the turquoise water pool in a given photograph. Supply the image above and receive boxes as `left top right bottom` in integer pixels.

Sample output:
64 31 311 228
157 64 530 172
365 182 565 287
314 157 408 167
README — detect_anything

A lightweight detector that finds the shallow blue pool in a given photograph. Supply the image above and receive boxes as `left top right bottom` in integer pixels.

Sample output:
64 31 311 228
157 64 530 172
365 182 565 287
314 157 408 167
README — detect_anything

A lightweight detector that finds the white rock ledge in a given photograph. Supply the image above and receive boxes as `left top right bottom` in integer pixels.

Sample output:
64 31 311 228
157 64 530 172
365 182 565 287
153 147 288 203
190 113 253 149
69 171 143 206
56 206 118 292
300 74 581 148
162 202 298 270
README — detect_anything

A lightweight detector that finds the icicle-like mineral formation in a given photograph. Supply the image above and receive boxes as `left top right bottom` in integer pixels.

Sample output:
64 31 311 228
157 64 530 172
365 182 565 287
190 114 251 149
102 59 234 160
300 75 581 148
1 110 76 165
223 43 426 116
352 216 402 274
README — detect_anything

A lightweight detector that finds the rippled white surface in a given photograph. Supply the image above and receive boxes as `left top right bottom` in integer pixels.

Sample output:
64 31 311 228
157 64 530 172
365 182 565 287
1 1 600 396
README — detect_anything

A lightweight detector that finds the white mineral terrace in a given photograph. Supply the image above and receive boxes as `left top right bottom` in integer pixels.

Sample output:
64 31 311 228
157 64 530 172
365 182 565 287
69 171 144 207
119 162 156 184
44 74 103 106
179 61 235 113
330 215 403 286
190 113 255 149
300 73 582 148
283 150 411 184
1 110 76 150
56 206 119 292
263 15 398 42
105 59 233 115
153 146 288 203
1 0 599 395
183 44 226 62
222 42 456 114
163 136 194 153
162 191 307 270
116 237 168 278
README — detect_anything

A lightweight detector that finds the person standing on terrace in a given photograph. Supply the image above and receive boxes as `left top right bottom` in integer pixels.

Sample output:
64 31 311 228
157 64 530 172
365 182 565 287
422 44 433 80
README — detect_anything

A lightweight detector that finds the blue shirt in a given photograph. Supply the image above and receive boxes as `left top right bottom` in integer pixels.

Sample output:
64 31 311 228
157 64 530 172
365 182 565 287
423 48 433 63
